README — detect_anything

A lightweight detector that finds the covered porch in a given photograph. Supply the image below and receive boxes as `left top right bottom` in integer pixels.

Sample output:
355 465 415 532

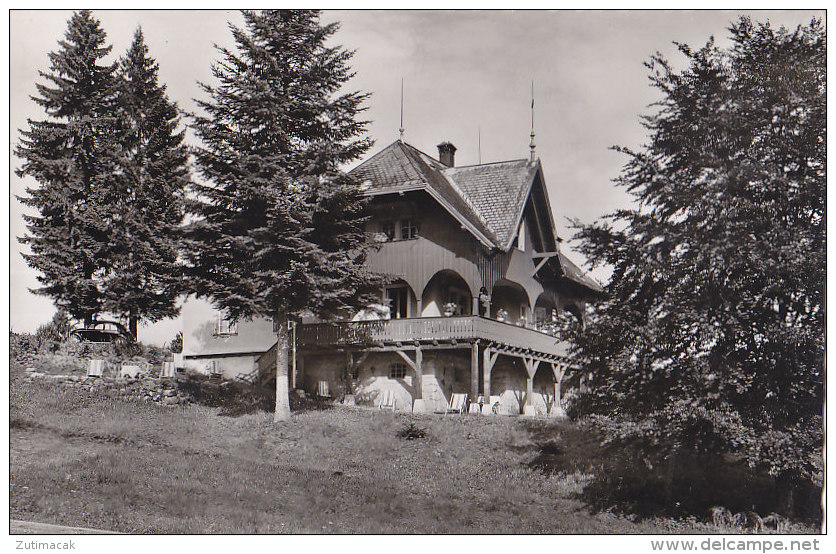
293 315 574 416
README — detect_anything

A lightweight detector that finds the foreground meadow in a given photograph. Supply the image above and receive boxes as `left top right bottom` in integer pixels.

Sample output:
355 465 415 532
9 362 816 534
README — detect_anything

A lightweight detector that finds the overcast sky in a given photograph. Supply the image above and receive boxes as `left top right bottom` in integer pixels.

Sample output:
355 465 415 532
8 9 823 344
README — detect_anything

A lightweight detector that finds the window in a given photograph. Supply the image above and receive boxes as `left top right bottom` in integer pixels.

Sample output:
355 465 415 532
389 363 408 379
380 221 395 241
214 312 238 336
519 304 530 325
447 287 470 316
377 218 418 241
400 218 418 239
385 286 409 319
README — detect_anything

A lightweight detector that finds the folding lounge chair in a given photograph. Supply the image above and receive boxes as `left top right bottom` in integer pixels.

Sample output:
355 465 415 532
445 393 468 414
316 380 331 398
378 389 396 411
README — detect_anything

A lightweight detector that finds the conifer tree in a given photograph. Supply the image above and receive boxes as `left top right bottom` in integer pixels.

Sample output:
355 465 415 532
17 10 120 326
572 17 824 512
100 28 190 340
186 10 382 421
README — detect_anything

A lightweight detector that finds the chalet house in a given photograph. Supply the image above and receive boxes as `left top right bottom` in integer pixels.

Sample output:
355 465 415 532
181 139 602 416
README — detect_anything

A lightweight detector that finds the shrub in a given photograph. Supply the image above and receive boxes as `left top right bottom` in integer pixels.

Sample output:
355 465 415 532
578 415 823 522
33 309 72 352
168 332 183 354
398 422 427 440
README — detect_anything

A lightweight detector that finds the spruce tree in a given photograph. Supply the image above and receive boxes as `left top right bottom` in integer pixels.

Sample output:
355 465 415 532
100 28 190 340
572 17 824 513
186 10 383 421
17 10 120 325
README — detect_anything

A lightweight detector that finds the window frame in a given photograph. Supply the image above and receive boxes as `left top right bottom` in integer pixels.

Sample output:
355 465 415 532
389 362 408 379
379 220 396 241
399 218 419 240
385 285 410 319
214 312 238 337
447 286 470 316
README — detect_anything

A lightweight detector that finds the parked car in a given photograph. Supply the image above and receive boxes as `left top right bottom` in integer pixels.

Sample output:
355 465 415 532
70 320 133 343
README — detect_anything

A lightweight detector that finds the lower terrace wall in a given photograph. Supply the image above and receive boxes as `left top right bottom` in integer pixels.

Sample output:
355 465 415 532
182 353 262 380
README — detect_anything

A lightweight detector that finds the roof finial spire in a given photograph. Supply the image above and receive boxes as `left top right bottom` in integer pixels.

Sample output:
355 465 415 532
399 78 405 142
529 80 536 162
478 127 482 165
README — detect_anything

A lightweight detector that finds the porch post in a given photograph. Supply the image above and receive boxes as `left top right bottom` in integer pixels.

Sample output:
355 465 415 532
526 375 534 406
522 357 539 407
296 353 305 392
550 362 567 418
554 364 563 406
344 350 352 394
471 295 479 316
482 347 494 398
414 346 423 400
470 342 479 401
291 323 297 390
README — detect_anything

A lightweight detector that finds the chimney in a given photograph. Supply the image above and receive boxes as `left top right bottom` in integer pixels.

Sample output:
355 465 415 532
437 141 457 167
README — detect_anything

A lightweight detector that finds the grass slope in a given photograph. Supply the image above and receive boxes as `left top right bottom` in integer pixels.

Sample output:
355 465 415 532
8 363 813 534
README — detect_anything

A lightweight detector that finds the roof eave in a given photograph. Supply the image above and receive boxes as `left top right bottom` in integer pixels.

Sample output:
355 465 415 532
421 185 496 249
502 160 541 252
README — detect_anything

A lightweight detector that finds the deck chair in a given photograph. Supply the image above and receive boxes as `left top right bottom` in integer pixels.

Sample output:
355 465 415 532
316 380 331 398
378 389 396 411
446 393 468 414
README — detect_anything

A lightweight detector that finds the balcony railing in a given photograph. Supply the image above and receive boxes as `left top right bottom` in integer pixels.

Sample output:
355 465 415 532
297 316 570 358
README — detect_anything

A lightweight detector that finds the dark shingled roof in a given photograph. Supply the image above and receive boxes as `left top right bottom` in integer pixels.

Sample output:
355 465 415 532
349 141 496 245
558 252 604 293
444 160 539 250
348 140 602 293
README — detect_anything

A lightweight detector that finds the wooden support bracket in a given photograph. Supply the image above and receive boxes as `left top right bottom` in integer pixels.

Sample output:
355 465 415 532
395 349 417 371
523 357 541 379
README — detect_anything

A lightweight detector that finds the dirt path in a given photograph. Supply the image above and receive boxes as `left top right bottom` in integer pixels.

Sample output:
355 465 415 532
10 519 122 534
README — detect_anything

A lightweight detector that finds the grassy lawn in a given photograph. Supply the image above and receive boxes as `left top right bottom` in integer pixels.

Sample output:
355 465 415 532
8 363 813 534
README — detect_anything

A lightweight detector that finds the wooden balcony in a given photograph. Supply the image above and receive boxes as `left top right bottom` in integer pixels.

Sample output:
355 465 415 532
297 316 571 359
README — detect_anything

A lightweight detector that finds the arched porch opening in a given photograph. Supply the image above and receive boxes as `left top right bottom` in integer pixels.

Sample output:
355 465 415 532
563 302 584 327
421 270 472 317
532 362 556 410
490 279 531 325
352 279 417 320
533 292 559 334
488 356 527 415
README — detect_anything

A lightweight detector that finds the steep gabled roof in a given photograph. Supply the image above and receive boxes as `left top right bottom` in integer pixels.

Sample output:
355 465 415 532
349 141 496 247
348 140 602 293
443 159 539 250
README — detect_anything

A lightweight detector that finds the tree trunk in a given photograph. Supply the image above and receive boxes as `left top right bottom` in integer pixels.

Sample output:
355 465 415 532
274 315 291 422
128 313 138 342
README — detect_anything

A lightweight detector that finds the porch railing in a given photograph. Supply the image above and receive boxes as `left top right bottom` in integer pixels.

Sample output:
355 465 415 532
296 316 570 357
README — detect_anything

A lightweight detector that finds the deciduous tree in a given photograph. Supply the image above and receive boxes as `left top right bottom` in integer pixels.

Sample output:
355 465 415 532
572 17 824 512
